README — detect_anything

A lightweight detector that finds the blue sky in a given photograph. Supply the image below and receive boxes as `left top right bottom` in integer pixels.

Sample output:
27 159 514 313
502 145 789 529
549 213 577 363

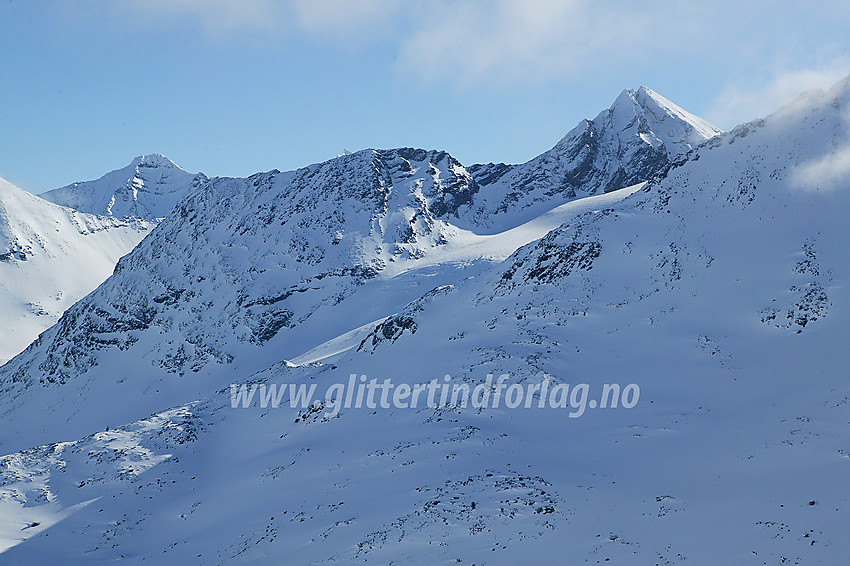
2 0 849 193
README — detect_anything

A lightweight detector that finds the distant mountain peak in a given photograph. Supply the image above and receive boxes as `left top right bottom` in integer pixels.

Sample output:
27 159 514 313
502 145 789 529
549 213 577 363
40 154 207 220
462 87 722 232
634 86 722 144
611 86 640 108
599 86 722 157
131 153 185 170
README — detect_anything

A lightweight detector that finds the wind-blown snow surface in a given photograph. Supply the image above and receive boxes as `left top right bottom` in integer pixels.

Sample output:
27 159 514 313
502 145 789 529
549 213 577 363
0 177 153 364
40 154 208 220
3 82 850 564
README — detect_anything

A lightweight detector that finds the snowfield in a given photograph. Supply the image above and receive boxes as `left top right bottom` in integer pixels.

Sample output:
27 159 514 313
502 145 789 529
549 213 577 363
1 81 849 564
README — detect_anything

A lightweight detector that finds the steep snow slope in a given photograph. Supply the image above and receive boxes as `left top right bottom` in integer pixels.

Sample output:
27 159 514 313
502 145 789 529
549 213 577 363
40 154 208 220
464 86 722 232
0 177 153 364
3 80 850 564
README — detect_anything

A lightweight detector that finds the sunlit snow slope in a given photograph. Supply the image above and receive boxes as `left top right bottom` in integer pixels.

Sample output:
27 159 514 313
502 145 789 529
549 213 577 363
0 177 153 364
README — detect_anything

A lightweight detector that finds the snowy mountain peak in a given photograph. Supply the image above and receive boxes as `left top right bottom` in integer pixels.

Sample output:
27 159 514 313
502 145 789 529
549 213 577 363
40 154 207 220
600 86 722 157
463 87 722 232
610 86 641 111
634 86 722 147
131 153 185 170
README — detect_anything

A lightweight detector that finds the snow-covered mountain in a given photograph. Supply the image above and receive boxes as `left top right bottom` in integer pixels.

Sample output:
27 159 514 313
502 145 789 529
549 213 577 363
0 146 543 448
0 177 153 364
40 154 208 220
463 86 722 231
2 81 850 564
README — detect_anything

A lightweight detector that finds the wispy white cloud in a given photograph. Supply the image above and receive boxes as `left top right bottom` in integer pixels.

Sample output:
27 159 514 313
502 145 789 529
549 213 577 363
107 0 850 128
121 0 401 39
125 0 284 34
707 63 850 129
791 144 850 192
289 0 400 36
396 0 656 86
118 0 671 67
